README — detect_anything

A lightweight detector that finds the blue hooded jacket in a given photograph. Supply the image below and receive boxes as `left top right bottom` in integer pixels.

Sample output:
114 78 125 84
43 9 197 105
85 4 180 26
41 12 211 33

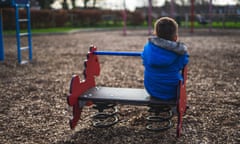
142 37 189 100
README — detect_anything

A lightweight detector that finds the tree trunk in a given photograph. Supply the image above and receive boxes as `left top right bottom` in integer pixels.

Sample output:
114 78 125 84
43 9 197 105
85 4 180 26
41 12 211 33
93 0 96 8
84 0 90 8
38 0 54 9
62 0 68 9
71 0 76 9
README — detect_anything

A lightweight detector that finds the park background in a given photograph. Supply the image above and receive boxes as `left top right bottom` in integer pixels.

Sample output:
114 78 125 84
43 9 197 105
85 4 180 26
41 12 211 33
1 0 240 31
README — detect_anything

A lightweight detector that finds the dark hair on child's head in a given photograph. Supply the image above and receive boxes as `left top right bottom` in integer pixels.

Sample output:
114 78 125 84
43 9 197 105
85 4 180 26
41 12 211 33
153 17 178 41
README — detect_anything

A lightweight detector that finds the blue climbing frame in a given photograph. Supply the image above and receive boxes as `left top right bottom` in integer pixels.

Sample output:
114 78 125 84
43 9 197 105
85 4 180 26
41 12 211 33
0 0 32 64
0 9 4 61
94 51 142 56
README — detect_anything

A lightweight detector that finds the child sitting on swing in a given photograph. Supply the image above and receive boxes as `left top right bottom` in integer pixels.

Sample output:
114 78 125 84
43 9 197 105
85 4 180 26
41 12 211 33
142 17 189 100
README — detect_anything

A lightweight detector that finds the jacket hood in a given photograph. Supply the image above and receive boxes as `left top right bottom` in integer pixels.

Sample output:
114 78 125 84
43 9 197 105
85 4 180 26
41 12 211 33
142 37 188 67
149 36 188 55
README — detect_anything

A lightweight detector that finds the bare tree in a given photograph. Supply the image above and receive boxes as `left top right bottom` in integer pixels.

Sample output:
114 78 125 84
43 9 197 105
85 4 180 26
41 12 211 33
93 0 97 7
174 0 191 6
195 0 209 5
81 0 103 8
84 0 90 8
62 0 68 9
37 0 54 9
71 0 76 9
152 0 159 6
141 0 158 7
177 0 187 6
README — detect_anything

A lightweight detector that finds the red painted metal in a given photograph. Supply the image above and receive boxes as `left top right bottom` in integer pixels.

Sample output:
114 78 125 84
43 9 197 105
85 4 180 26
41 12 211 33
177 66 188 137
170 0 175 18
190 0 195 33
67 45 100 129
148 0 152 35
122 0 127 36
209 0 212 32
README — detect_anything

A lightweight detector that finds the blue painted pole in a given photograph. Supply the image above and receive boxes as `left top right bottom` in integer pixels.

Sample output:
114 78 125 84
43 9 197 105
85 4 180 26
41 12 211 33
94 51 142 56
0 9 4 61
26 4 32 61
15 5 22 63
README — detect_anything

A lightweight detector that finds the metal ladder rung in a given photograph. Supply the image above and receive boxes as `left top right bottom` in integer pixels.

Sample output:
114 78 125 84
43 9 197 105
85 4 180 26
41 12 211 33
19 19 28 22
16 4 28 8
20 60 28 64
20 33 29 36
20 47 29 51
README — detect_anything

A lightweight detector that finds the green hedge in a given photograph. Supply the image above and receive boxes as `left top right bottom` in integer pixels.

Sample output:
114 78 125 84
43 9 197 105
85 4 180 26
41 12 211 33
1 9 145 30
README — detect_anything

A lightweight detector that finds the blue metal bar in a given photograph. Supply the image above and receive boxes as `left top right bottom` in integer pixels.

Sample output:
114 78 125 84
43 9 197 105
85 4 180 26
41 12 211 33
26 4 32 61
15 5 22 63
0 9 4 61
94 51 142 56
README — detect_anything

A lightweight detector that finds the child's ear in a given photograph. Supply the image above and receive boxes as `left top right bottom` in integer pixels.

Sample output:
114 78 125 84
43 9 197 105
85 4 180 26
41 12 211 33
173 35 178 41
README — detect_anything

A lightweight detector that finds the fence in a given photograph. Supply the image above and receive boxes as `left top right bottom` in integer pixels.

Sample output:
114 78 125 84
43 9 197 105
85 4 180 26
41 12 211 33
1 9 144 30
1 8 239 30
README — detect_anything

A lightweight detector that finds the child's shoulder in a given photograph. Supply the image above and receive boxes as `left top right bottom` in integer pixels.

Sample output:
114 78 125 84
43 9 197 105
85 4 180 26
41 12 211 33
148 37 188 55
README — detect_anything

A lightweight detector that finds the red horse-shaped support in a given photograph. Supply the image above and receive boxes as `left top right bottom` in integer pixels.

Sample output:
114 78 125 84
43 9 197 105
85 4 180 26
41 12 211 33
67 46 100 129
177 66 187 137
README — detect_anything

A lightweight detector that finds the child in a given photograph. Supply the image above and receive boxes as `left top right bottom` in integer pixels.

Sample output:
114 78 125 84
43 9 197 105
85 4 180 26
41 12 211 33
141 17 189 100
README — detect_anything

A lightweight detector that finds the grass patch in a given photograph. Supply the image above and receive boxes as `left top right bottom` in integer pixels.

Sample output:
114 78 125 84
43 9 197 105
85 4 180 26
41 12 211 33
3 27 79 35
181 21 240 29
32 27 79 33
2 21 240 35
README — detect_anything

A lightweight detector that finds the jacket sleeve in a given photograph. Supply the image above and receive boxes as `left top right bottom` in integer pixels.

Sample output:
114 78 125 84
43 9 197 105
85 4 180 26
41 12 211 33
180 53 189 69
141 45 146 66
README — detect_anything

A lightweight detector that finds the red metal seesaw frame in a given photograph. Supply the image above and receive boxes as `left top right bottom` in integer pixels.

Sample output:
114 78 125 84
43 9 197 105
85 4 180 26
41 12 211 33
67 45 188 137
177 66 188 137
67 46 100 129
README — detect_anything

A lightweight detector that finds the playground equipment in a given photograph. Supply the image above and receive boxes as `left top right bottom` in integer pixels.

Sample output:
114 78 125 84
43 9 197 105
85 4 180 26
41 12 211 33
189 0 213 33
190 0 195 33
67 45 188 137
122 0 127 36
148 0 152 35
0 0 32 64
